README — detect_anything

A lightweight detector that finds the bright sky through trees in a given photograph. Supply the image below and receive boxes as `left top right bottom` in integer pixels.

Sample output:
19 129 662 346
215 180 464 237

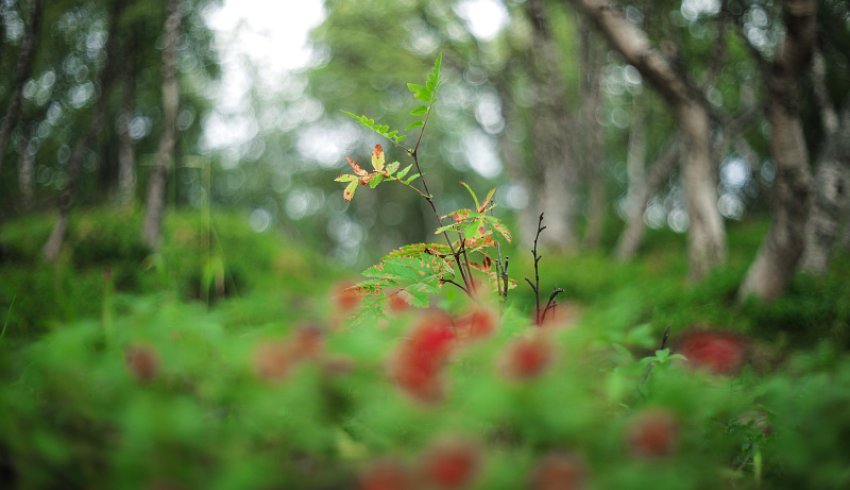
202 0 507 155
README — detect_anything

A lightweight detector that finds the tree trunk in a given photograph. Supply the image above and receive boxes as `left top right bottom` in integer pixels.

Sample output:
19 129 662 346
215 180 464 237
615 134 682 261
142 0 182 250
117 47 138 206
567 0 726 279
0 0 43 175
17 124 36 211
739 0 817 301
527 0 579 250
580 26 606 248
800 106 850 274
43 0 125 261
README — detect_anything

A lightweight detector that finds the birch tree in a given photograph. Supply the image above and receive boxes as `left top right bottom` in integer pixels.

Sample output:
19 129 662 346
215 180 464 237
739 0 817 300
567 0 726 280
142 0 182 249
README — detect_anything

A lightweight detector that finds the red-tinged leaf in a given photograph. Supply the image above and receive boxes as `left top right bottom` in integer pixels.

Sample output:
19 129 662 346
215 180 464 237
490 220 512 243
335 174 358 183
478 188 496 213
385 161 400 175
343 180 358 202
371 144 385 172
346 156 368 176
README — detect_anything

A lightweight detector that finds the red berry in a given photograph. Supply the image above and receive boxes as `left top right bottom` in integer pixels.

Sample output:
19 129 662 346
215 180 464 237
457 308 496 339
253 340 292 381
359 457 413 490
627 408 679 458
419 438 481 489
333 281 363 313
387 290 411 313
501 335 553 380
125 344 159 383
291 325 324 360
531 452 586 490
679 330 746 375
391 315 456 403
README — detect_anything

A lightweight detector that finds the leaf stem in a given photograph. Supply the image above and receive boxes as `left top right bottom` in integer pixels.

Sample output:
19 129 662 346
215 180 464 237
409 124 472 295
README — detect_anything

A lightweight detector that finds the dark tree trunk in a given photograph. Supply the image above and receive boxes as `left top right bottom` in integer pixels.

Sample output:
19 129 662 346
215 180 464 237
567 0 726 280
142 0 182 250
739 0 818 301
800 106 850 274
43 0 126 261
0 0 43 175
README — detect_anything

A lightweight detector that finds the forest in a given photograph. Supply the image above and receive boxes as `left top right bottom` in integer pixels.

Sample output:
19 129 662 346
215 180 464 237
1 0 849 488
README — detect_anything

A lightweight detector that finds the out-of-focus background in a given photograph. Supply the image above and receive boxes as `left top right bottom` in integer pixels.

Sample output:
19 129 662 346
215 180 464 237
3 2 850 489
1 0 846 270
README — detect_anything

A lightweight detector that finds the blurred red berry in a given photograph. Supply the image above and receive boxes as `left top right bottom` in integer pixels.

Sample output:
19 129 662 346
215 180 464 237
501 335 553 380
359 457 413 490
253 340 292 381
679 330 746 375
391 315 456 403
333 281 363 313
531 452 586 490
457 308 496 339
291 325 324 360
627 408 679 458
125 344 159 383
419 438 481 489
387 290 411 313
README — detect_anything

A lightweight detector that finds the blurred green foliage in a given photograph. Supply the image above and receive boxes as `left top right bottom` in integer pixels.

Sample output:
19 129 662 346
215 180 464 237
0 209 849 488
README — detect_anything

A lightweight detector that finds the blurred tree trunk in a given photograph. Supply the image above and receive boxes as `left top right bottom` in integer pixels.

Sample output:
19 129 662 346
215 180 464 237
567 0 726 280
580 26 606 248
142 0 182 250
739 0 817 301
0 0 43 175
43 0 126 261
526 0 579 251
117 38 138 207
615 132 681 261
17 122 37 211
800 105 850 275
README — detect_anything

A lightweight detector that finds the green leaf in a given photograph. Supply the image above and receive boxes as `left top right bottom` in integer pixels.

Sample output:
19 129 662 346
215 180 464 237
385 161 400 175
334 174 358 183
404 173 420 184
343 180 358 202
459 181 480 211
405 121 424 131
406 83 428 102
426 52 443 97
369 173 384 189
410 105 429 116
396 164 414 179
479 188 496 212
342 111 408 146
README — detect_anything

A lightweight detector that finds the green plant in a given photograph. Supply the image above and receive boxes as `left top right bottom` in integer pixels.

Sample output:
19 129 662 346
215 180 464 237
337 54 566 320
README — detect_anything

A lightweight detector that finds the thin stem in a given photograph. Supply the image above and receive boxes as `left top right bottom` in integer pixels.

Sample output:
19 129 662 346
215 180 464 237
409 136 471 294
541 288 565 323
396 178 431 199
442 278 467 293
502 256 510 298
526 213 546 325
459 235 476 293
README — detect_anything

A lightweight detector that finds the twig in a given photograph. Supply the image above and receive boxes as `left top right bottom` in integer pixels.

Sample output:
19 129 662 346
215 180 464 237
406 107 471 295
641 325 672 384
541 288 565 323
502 256 510 298
526 213 546 325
